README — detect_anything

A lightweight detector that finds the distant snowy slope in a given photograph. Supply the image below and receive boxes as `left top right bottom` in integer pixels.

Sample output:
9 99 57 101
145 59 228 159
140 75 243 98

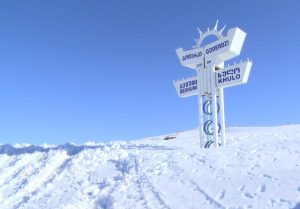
0 125 300 209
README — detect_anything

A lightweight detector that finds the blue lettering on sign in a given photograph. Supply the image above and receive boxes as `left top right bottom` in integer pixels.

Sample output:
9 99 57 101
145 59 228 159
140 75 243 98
197 63 203 68
180 80 197 94
206 40 229 54
182 52 202 61
217 67 241 84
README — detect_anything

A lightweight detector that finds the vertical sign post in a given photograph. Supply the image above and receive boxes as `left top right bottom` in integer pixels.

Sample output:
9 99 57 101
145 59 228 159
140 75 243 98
173 21 252 148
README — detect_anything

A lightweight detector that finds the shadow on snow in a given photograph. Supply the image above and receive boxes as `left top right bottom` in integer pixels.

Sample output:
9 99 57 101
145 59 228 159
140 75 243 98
0 143 175 156
0 143 104 156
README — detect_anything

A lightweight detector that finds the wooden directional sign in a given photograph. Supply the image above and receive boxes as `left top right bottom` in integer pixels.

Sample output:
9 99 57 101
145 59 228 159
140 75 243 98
216 60 252 88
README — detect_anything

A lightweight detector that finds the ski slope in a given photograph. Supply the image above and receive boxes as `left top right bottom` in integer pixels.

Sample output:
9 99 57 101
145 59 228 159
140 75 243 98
0 125 300 209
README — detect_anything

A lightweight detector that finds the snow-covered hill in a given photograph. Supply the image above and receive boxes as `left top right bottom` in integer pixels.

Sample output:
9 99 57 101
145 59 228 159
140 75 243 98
1 125 300 209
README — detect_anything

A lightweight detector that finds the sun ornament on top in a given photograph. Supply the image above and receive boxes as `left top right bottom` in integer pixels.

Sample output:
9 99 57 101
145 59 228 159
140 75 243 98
193 20 226 49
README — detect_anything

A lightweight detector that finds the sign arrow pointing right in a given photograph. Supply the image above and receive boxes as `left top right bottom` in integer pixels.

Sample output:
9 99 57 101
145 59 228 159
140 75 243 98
216 60 252 88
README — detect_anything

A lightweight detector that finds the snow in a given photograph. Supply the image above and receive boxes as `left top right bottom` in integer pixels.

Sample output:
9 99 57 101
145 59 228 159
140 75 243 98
0 125 300 209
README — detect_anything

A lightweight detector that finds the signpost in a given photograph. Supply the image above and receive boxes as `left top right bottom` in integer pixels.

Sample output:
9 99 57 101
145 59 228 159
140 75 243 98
174 21 252 148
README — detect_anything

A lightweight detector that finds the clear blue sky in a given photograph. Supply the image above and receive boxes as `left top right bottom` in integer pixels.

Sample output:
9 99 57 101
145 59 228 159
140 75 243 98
0 0 299 144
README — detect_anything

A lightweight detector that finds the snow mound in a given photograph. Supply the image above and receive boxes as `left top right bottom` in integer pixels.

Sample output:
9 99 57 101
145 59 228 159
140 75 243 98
0 125 300 209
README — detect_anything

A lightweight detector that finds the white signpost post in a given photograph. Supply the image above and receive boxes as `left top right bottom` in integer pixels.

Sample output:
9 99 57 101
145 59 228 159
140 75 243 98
174 21 252 148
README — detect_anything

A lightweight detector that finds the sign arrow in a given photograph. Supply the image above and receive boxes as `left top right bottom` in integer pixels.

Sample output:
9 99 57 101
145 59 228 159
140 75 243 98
175 47 204 70
204 27 246 65
216 60 252 88
173 76 199 98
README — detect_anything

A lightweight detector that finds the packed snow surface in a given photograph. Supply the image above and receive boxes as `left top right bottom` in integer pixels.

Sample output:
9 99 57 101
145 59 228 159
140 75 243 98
0 125 300 209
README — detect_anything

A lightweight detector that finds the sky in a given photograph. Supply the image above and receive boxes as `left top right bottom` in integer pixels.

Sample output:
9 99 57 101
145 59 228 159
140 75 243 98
0 0 299 144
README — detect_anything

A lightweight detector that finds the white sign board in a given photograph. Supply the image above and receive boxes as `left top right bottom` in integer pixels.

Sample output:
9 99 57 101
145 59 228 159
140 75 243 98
175 48 204 70
173 77 199 98
176 27 247 69
204 27 246 65
216 61 252 88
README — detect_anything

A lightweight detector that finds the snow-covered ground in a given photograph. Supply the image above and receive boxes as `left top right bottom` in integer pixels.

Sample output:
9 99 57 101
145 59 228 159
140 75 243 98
0 125 300 209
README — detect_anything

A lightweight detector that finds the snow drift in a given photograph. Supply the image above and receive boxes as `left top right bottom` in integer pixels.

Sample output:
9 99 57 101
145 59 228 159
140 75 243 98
0 125 300 209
